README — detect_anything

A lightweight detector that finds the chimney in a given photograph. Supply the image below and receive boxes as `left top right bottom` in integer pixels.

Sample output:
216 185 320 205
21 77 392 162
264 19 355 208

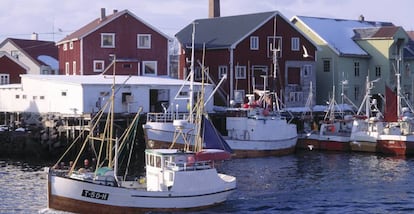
113 9 118 14
209 0 220 18
100 8 106 21
31 32 38 40
359 14 365 21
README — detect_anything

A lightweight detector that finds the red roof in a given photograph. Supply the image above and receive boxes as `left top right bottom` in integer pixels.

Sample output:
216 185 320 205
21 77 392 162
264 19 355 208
3 38 57 66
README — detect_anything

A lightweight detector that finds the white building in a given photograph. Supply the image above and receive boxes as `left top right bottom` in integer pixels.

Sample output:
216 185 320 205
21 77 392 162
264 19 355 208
0 74 215 115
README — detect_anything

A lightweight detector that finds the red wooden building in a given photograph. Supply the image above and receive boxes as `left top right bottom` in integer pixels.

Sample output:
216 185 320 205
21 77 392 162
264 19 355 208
57 8 171 76
175 11 317 107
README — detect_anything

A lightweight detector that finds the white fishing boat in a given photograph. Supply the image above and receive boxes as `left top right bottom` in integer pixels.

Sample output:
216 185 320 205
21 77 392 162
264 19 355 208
223 91 297 158
46 60 236 213
349 77 382 153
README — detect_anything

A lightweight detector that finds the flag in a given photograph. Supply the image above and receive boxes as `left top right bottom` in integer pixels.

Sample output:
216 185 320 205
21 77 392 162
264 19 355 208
384 85 398 122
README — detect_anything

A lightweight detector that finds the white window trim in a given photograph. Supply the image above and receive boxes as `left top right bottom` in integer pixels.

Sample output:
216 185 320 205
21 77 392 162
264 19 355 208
142 61 157 76
137 34 151 49
93 60 105 73
291 37 300 51
302 65 312 77
63 43 67 51
218 65 227 79
69 41 74 50
0 74 10 85
235 66 246 79
65 62 70 75
72 61 76 75
250 36 259 50
101 33 115 48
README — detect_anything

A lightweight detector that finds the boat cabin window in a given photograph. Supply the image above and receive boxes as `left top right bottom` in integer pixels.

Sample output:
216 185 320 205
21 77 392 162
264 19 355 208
146 153 163 168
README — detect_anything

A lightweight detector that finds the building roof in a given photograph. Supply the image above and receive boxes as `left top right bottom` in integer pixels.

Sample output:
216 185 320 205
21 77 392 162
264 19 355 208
353 26 400 39
175 11 280 49
57 9 171 45
292 16 394 56
21 74 207 86
0 38 58 68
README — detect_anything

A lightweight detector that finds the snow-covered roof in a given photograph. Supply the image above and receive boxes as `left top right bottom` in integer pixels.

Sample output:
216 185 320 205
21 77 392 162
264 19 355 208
20 74 206 86
38 55 58 69
293 16 393 56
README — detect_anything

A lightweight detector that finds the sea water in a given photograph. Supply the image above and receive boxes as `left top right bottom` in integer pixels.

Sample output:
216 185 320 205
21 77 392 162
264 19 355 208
1 151 414 213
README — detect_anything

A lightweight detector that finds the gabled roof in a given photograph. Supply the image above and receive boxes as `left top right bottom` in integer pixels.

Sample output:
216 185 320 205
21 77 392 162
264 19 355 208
0 51 29 70
57 9 171 45
353 26 400 40
0 38 58 68
292 16 394 57
175 11 280 49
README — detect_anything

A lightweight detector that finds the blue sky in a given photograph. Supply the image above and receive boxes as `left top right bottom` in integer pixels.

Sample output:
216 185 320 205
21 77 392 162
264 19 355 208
1 0 412 42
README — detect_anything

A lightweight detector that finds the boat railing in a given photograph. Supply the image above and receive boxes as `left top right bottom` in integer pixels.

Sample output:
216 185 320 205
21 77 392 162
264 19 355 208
146 112 192 123
164 160 211 171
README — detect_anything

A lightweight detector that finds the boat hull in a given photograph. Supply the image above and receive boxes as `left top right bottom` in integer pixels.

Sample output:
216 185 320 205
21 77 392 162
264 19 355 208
349 141 378 153
48 171 236 213
377 140 406 156
143 120 298 158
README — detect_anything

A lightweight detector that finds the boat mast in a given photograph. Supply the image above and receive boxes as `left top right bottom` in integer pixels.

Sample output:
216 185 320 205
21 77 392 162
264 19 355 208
108 54 116 168
189 22 196 123
271 15 280 112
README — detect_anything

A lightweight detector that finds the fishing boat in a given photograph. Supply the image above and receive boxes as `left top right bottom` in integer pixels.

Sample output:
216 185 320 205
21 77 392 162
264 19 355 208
298 83 354 152
223 90 298 158
350 56 414 156
45 63 236 213
316 86 353 151
349 77 382 153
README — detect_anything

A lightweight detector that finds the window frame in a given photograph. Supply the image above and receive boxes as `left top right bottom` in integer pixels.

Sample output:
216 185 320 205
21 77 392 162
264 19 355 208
218 65 228 79
137 34 152 49
235 66 247 79
291 37 300 51
101 33 115 48
250 36 259 50
142 61 157 76
93 60 105 73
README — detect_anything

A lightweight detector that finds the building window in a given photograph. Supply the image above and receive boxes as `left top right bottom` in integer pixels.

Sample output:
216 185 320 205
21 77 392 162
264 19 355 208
291 37 300 51
69 41 74 50
0 74 9 85
142 61 157 75
101 33 115 48
234 90 245 103
354 61 360 77
235 66 246 79
267 36 282 58
354 85 360 101
137 34 151 49
194 67 202 81
63 43 67 51
323 60 331 72
33 96 37 100
11 50 19 59
40 96 45 100
250 36 259 50
65 62 70 75
72 61 76 75
302 65 312 77
289 92 303 102
218 66 227 79
93 60 105 73
123 63 132 69
375 66 381 77
22 95 27 99
61 91 67 96
15 95 20 99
